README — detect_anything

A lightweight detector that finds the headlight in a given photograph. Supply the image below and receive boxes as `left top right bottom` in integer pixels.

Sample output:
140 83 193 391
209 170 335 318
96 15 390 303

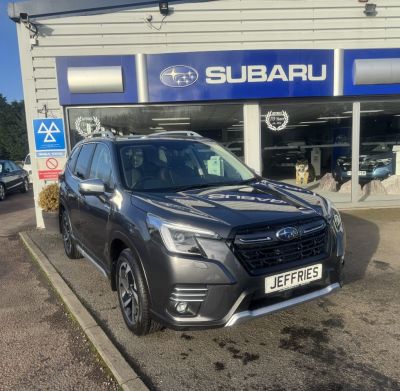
375 158 392 166
325 199 343 232
147 214 220 255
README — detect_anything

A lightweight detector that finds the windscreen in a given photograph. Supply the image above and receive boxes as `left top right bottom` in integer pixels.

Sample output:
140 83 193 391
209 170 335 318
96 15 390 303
118 140 255 191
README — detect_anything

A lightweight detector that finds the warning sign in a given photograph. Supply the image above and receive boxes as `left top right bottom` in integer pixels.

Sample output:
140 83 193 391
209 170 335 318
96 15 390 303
37 157 65 181
45 158 59 170
38 170 62 180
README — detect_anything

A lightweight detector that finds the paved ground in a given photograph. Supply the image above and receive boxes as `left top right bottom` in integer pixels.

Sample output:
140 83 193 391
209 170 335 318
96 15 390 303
26 208 400 391
0 189 36 237
0 190 119 390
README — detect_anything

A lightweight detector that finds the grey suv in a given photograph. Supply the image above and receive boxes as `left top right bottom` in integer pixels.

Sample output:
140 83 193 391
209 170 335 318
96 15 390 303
59 132 345 336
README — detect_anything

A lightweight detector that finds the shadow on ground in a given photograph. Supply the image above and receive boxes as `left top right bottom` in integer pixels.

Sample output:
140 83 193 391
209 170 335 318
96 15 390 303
341 212 380 283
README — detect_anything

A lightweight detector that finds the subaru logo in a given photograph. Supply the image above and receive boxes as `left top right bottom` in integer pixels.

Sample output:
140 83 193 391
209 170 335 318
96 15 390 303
160 65 199 88
276 227 299 241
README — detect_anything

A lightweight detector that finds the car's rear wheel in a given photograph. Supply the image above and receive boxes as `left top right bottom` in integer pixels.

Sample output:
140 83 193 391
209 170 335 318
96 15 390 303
61 209 82 259
116 249 162 336
20 178 29 193
0 183 5 201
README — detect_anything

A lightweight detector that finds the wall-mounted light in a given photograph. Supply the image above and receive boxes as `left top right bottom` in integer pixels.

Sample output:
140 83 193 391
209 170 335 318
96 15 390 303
159 1 169 16
364 3 377 17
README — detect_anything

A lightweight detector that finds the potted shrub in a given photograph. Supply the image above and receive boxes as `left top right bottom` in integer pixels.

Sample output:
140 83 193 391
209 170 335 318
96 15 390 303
38 183 60 233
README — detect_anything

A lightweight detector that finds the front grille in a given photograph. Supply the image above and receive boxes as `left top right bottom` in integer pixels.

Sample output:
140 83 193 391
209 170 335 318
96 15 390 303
232 218 328 276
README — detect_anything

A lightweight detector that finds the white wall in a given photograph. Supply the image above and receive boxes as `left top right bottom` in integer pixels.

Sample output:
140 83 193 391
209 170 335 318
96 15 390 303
26 0 400 119
15 0 400 225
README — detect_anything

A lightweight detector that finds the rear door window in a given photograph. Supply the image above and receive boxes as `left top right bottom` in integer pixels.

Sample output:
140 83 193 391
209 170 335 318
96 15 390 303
74 143 95 180
68 145 81 173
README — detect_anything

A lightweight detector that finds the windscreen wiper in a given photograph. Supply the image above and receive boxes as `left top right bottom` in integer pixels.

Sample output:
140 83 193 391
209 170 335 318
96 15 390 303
175 178 258 192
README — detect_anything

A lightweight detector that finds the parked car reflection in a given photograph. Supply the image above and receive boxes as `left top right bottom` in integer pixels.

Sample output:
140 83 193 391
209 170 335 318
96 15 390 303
334 144 394 184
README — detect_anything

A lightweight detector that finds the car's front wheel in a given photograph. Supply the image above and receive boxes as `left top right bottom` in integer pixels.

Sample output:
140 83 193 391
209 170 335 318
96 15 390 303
61 209 82 259
20 178 29 193
0 183 5 201
116 249 162 336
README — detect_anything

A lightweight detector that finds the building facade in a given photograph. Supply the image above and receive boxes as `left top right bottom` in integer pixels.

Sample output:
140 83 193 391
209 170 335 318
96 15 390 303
9 0 400 227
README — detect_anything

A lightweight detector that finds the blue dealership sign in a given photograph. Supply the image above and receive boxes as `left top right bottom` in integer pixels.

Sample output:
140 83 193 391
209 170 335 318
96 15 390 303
33 118 66 156
344 49 400 96
146 49 334 102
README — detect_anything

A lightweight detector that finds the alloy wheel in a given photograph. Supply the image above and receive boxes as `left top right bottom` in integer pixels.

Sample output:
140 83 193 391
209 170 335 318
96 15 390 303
62 212 72 254
0 184 5 200
118 261 140 325
24 179 29 192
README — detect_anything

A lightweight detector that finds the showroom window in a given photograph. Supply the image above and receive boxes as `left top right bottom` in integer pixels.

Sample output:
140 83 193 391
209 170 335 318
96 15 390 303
260 101 353 203
66 104 244 159
358 101 400 202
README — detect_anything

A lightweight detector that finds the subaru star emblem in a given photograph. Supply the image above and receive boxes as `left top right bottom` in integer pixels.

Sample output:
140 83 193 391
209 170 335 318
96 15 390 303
160 65 199 88
276 227 299 241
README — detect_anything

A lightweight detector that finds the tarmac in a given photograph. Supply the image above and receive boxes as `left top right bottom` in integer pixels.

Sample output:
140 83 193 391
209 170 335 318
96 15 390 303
22 207 400 391
0 190 119 390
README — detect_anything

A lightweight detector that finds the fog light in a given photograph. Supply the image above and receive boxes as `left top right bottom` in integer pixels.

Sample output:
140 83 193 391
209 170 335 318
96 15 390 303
176 302 188 314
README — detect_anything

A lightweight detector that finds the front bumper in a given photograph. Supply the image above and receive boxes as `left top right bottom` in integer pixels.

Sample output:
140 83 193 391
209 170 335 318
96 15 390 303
225 282 341 327
145 231 345 330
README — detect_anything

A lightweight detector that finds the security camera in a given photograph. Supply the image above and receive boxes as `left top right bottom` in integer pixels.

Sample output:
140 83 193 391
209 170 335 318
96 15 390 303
159 1 169 16
19 12 29 22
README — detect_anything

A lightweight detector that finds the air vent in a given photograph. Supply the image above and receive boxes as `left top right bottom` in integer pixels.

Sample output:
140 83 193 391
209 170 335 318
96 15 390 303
169 286 208 303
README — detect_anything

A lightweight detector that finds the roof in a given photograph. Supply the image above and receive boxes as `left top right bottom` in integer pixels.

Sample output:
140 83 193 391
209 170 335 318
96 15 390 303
8 0 213 22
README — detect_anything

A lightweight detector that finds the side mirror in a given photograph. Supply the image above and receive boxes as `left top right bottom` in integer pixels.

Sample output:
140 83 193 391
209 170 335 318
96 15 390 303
79 178 105 195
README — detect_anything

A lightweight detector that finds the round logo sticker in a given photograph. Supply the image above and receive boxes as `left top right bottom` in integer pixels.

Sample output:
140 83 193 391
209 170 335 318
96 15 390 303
75 116 101 138
265 111 289 132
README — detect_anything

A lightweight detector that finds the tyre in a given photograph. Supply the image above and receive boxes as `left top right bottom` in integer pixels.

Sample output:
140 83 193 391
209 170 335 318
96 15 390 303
116 248 162 336
61 209 82 259
20 178 29 193
0 183 5 201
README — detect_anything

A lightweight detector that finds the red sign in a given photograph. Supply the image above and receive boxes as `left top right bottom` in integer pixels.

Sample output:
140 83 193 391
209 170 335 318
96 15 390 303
38 170 62 180
45 158 59 170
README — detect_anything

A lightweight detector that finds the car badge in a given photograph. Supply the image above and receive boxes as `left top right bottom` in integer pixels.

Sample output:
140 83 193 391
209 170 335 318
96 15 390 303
276 227 299 241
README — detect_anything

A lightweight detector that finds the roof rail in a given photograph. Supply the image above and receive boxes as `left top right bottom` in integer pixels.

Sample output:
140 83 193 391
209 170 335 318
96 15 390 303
86 131 116 139
147 131 203 138
119 134 146 140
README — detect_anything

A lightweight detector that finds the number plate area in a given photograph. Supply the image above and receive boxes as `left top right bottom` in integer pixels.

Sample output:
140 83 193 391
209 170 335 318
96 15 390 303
346 171 367 176
265 264 323 294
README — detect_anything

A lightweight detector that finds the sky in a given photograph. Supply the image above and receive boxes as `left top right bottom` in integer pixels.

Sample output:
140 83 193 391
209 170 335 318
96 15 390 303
0 0 23 102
